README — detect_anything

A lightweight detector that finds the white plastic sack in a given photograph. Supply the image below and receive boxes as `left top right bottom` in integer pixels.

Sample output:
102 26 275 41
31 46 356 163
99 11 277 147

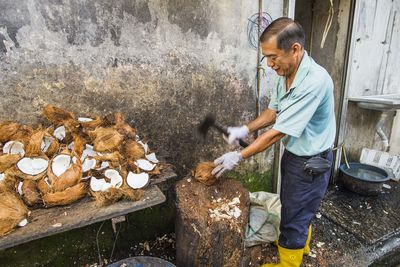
245 191 281 247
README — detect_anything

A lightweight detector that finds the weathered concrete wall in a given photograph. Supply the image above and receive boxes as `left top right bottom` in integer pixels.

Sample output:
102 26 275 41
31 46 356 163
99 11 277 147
0 0 284 176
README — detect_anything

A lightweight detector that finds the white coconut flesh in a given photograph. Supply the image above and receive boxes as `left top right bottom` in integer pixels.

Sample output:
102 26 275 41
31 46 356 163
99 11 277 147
78 117 93 122
104 169 123 188
18 219 28 227
68 142 74 150
54 126 66 141
82 158 96 172
17 181 23 195
51 154 72 177
145 153 159 163
126 172 149 189
135 159 156 171
81 144 97 161
17 157 49 176
96 161 109 171
138 141 149 154
41 136 53 152
90 177 112 192
0 173 4 181
3 141 25 156
44 177 51 187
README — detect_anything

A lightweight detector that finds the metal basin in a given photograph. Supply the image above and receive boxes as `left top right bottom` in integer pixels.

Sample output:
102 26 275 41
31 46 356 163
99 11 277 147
339 163 389 196
348 94 400 111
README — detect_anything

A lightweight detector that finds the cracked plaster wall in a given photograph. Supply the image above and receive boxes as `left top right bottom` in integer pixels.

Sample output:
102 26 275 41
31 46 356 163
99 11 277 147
0 0 284 175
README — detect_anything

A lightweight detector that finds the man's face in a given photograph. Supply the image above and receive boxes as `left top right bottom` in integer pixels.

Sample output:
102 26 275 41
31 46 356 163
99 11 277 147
261 37 298 78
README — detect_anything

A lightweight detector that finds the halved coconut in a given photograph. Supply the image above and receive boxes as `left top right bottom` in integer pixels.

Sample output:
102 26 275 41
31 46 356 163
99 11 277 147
82 158 96 173
50 158 82 192
0 190 28 236
145 153 159 163
0 121 20 143
24 130 46 157
104 169 123 188
42 104 75 125
54 126 66 141
3 141 25 157
126 172 149 189
17 157 48 176
51 154 72 177
90 177 112 192
41 133 60 157
42 182 87 207
135 159 156 171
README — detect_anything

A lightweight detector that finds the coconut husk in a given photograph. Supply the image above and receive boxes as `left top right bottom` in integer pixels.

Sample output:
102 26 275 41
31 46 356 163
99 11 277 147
37 178 51 195
121 187 144 202
72 134 85 158
0 169 18 193
42 182 87 207
47 151 82 192
103 112 125 126
42 105 75 125
95 151 121 166
193 162 218 186
0 154 21 173
92 186 144 207
10 125 35 145
0 190 29 236
89 127 123 152
114 123 136 140
21 180 41 206
0 121 20 143
122 139 144 161
25 130 45 157
79 116 103 130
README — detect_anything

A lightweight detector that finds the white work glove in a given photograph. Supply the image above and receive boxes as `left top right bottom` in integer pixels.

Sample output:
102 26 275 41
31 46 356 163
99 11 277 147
227 125 249 145
212 151 243 178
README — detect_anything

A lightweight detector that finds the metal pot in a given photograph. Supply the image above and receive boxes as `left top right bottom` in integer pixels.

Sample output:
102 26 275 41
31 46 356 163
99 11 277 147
339 162 389 196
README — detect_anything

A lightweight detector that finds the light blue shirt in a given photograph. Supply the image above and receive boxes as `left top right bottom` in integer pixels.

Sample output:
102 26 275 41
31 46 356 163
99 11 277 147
268 51 336 156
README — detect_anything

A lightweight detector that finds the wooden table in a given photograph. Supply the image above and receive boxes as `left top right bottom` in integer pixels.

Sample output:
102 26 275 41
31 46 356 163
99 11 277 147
0 167 177 251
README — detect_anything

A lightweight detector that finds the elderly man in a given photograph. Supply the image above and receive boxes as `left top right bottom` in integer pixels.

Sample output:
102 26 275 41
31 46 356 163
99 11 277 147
212 17 336 267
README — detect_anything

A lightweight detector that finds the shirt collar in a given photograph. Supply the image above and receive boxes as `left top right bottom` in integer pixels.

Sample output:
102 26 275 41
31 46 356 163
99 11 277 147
287 50 311 91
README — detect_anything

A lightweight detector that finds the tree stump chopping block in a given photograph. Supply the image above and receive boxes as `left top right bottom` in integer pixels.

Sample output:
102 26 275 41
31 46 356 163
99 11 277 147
175 177 249 267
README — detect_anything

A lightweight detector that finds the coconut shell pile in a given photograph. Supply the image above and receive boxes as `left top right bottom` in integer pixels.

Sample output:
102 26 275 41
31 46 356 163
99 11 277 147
0 105 163 236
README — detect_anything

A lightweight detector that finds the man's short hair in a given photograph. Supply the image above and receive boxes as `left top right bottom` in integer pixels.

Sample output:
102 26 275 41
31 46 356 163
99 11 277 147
260 17 305 52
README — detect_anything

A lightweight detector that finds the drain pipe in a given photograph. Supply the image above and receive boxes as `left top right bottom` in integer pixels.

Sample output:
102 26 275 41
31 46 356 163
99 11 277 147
376 112 390 152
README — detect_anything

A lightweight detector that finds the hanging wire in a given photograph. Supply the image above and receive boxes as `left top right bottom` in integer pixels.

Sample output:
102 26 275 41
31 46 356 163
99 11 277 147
247 12 273 50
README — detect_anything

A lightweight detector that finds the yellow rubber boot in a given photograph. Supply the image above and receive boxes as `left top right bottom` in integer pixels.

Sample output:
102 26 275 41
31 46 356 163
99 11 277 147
261 245 304 267
303 225 312 256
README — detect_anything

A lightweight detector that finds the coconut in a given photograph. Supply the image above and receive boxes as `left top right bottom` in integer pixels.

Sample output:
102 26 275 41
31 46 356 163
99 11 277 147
103 112 125 126
0 121 20 143
42 182 87 207
89 127 123 152
114 122 136 140
21 180 41 206
47 152 82 192
10 125 34 145
82 158 96 173
193 162 217 186
90 177 112 192
16 157 48 180
122 140 144 161
0 154 21 173
37 177 52 195
42 104 75 125
95 151 121 166
3 141 25 157
135 159 156 171
126 172 149 189
78 116 103 130
41 132 59 158
53 125 66 141
0 190 29 236
25 130 45 157
104 169 123 188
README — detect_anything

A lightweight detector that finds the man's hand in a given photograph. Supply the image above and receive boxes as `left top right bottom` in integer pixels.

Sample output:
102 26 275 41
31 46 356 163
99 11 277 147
212 151 243 178
227 125 249 145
